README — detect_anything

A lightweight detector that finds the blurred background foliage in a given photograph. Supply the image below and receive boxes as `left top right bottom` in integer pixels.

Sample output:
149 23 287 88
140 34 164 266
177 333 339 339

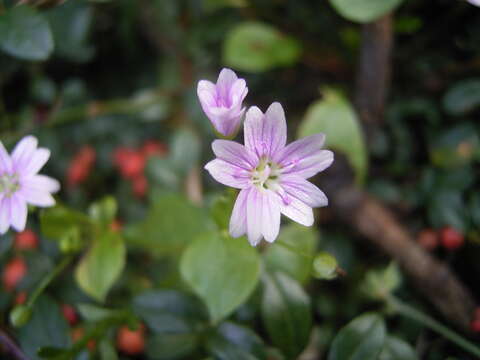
1 0 480 359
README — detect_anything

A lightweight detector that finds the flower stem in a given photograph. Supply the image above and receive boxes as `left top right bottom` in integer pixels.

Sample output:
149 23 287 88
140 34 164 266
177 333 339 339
26 255 73 308
387 294 480 357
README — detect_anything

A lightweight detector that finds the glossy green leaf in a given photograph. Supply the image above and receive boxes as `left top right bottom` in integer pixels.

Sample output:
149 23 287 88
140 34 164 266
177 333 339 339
147 332 198 360
46 0 94 62
261 272 312 358
170 128 201 175
328 313 386 360
18 296 71 360
0 6 53 61
264 223 317 284
88 196 117 227
40 206 90 240
329 0 403 23
133 289 208 332
206 322 267 360
428 190 468 232
298 89 367 183
180 233 260 324
75 232 125 302
443 79 480 116
210 190 237 231
379 336 418 360
362 262 401 300
223 22 301 72
125 193 214 255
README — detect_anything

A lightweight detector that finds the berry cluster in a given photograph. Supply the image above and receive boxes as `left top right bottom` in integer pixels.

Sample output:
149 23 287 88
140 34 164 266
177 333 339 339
416 226 464 251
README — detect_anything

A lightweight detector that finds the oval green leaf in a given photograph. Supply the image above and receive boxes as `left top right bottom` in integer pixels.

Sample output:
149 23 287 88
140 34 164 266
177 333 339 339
298 89 367 183
180 233 260 324
329 0 403 24
0 5 54 61
223 22 301 72
379 336 418 360
328 312 386 360
75 232 126 302
443 79 480 116
261 271 312 359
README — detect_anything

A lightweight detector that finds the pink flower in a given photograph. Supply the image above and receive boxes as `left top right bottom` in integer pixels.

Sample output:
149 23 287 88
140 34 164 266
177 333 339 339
0 136 60 234
467 0 480 6
197 68 248 138
205 102 333 246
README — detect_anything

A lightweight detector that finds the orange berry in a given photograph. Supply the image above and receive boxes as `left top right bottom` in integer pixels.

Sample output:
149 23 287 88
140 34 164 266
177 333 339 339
67 146 96 187
440 227 464 250
14 229 39 250
2 257 27 291
114 148 145 179
116 325 145 355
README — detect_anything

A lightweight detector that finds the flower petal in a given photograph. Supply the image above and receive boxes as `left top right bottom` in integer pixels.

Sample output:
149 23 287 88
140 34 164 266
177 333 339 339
21 148 50 176
204 159 251 189
22 174 60 193
279 195 314 227
19 175 59 207
229 188 249 238
246 188 281 245
0 195 10 234
244 102 287 158
10 195 27 232
216 68 238 99
197 80 217 107
11 136 38 171
276 134 333 178
281 175 328 208
212 140 257 170
230 79 248 106
0 141 12 173
246 187 263 246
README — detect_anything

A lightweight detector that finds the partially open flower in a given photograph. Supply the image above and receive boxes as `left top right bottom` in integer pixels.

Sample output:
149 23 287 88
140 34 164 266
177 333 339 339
205 102 333 246
197 68 248 138
0 136 60 234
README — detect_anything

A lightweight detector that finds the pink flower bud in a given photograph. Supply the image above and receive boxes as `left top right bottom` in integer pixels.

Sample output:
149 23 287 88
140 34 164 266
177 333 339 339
197 68 248 138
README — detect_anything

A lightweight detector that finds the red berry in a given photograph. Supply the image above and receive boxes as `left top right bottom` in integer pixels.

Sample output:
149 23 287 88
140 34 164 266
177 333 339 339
142 140 167 158
115 149 145 179
14 229 39 250
15 291 27 305
132 175 148 198
67 146 96 187
62 304 78 326
2 257 27 291
440 227 464 250
471 319 480 333
116 325 145 355
417 229 438 250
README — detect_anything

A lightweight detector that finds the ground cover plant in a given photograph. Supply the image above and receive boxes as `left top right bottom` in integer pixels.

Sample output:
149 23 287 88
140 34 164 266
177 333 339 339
1 0 480 359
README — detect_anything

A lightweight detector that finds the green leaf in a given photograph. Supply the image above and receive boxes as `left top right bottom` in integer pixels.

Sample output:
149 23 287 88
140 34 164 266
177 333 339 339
180 233 260 324
133 290 208 332
298 89 368 183
223 22 301 72
170 128 201 175
18 296 71 360
125 193 214 255
0 5 54 61
147 332 198 360
329 0 403 23
264 223 317 284
99 340 119 360
46 0 94 62
328 313 386 360
75 232 126 302
77 303 116 322
313 252 338 280
428 190 468 232
261 272 312 359
379 336 418 360
206 322 267 360
443 79 480 116
40 206 90 240
209 190 237 231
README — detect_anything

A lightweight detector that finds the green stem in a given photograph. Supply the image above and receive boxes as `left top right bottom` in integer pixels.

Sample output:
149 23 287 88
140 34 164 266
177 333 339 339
387 295 480 358
26 255 73 308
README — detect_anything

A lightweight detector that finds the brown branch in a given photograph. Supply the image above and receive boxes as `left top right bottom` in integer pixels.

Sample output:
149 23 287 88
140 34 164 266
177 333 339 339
316 13 476 331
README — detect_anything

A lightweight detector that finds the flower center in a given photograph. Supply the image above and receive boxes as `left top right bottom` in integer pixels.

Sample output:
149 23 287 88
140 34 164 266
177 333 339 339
251 157 281 190
0 173 20 197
